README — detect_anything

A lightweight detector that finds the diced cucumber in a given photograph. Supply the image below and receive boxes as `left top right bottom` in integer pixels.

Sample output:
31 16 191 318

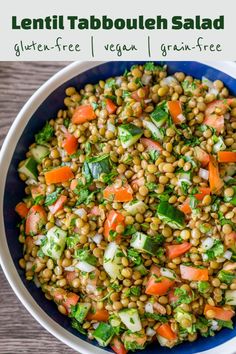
134 264 148 276
31 145 49 163
225 290 236 305
130 232 161 256
150 103 168 128
41 226 67 260
103 242 122 279
93 322 114 347
73 303 91 323
83 154 111 180
123 200 147 215
143 120 164 141
157 201 186 229
18 157 38 180
213 136 226 153
224 186 236 206
174 306 194 334
118 124 143 148
118 308 142 332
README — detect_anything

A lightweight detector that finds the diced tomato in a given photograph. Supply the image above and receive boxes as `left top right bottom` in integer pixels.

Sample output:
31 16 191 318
205 99 233 117
63 292 79 313
31 184 46 199
111 337 127 354
218 151 236 163
180 265 208 281
86 309 109 322
53 288 66 303
167 101 184 124
72 104 97 124
203 114 224 134
178 199 191 214
203 99 233 133
65 271 78 285
204 304 234 321
53 289 79 314
45 166 74 185
140 138 163 153
105 98 117 114
166 242 192 260
62 133 78 155
178 187 211 215
48 195 67 215
156 323 177 340
15 202 29 218
145 266 175 296
194 146 210 167
194 187 211 201
70 179 78 191
25 205 47 235
103 210 125 242
224 232 236 249
209 155 223 194
103 184 133 202
168 289 179 305
131 86 149 102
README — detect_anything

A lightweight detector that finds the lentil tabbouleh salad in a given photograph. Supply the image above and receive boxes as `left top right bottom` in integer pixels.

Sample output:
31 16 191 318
15 62 236 353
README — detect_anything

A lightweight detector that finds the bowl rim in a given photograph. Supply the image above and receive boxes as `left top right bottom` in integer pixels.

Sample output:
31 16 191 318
1 60 236 354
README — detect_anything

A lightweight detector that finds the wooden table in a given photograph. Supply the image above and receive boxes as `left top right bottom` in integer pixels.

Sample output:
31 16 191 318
0 62 77 354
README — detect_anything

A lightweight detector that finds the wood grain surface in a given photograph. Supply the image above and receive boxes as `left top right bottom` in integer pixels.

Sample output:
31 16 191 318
0 62 78 354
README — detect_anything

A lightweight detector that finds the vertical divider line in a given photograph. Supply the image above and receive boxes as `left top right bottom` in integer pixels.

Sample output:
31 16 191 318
91 36 94 58
148 35 151 57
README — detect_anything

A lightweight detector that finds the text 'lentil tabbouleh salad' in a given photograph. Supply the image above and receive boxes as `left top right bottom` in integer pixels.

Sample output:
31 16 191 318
15 62 236 353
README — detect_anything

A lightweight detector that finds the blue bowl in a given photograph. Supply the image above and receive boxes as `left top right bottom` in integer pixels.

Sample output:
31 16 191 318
1 61 236 354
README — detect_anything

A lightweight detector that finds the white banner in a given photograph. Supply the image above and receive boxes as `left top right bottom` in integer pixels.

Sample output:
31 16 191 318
0 0 235 60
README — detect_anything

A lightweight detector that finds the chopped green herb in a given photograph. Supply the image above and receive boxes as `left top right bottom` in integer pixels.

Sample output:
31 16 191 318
204 239 224 261
127 249 142 265
34 195 44 205
217 320 233 329
144 312 168 323
218 270 236 285
123 225 136 236
35 122 54 145
45 188 62 206
198 281 210 294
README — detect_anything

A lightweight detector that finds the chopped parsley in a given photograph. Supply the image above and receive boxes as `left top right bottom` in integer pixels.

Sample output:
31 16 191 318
74 249 97 266
123 225 136 236
204 239 224 261
105 78 117 90
35 122 54 145
181 181 190 195
71 319 86 335
127 249 142 265
149 149 160 162
144 312 168 323
44 188 62 206
173 288 193 306
218 270 236 285
33 195 45 205
217 320 233 329
197 281 210 294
